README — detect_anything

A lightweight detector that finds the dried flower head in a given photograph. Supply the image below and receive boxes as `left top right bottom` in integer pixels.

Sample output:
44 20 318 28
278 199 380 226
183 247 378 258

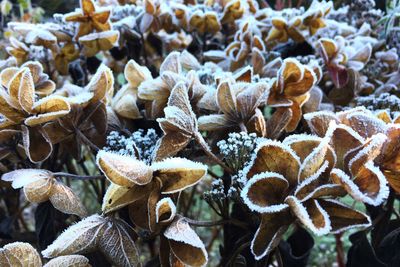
96 150 207 226
0 63 70 162
112 59 152 119
198 77 269 136
241 136 370 260
267 58 318 132
305 108 391 203
64 0 112 39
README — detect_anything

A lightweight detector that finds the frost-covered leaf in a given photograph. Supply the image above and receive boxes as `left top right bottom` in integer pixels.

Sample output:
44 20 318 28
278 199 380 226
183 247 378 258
98 218 140 267
285 197 331 235
124 59 152 88
244 140 300 186
216 80 237 117
197 114 230 131
18 68 35 114
160 51 181 74
325 122 364 169
85 64 114 103
79 31 119 57
1 169 52 189
21 125 53 163
346 133 387 176
319 199 371 233
330 166 389 206
250 209 292 260
42 215 105 258
26 95 71 126
265 107 292 139
156 197 176 224
153 82 197 161
152 157 207 194
43 214 140 266
164 217 207 267
152 131 191 162
49 181 87 217
96 150 153 187
303 110 339 137
0 242 42 267
102 183 150 214
241 172 289 213
24 176 54 203
43 255 91 267
345 112 387 139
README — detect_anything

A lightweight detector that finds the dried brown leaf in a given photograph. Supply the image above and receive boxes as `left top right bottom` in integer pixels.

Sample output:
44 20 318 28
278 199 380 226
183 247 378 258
49 181 87 217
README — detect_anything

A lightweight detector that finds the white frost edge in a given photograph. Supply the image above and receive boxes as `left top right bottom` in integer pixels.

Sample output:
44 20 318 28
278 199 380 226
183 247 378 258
295 160 330 200
155 197 176 223
323 199 372 234
286 196 331 236
241 139 301 180
241 171 289 214
152 157 208 194
251 225 281 261
96 150 150 186
331 166 389 206
347 133 387 175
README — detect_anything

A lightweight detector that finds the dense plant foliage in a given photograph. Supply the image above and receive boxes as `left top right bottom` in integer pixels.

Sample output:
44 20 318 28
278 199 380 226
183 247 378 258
0 0 400 266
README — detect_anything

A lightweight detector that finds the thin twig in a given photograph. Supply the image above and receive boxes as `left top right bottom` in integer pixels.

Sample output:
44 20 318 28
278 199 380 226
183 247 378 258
76 130 100 151
335 233 345 267
275 248 284 267
185 218 248 229
225 241 251 266
53 172 104 180
195 133 233 174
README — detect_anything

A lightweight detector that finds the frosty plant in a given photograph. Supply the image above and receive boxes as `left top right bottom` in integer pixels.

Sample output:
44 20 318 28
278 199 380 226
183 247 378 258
240 135 370 260
1 0 400 266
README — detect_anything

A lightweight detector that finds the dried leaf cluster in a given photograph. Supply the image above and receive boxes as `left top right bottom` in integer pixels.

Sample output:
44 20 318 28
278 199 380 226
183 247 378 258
0 0 400 266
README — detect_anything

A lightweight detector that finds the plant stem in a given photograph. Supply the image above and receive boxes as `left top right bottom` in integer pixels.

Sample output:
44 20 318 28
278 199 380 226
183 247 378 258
76 130 100 152
335 233 345 267
53 172 104 180
186 218 248 229
275 248 284 267
194 133 233 174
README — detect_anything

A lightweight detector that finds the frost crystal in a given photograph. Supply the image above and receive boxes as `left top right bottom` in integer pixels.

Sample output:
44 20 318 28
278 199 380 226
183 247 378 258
104 129 158 164
354 93 400 116
217 132 258 172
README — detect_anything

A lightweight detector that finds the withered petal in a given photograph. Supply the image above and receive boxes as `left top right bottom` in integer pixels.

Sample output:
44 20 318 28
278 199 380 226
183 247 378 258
241 172 289 213
152 132 192 162
49 181 87 218
102 183 150 214
96 150 153 187
164 217 208 267
330 167 389 206
244 140 300 186
217 80 237 117
156 197 176 224
21 125 53 163
250 209 292 260
304 111 340 137
285 197 331 235
198 114 231 131
152 158 207 194
23 176 54 203
318 199 371 233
